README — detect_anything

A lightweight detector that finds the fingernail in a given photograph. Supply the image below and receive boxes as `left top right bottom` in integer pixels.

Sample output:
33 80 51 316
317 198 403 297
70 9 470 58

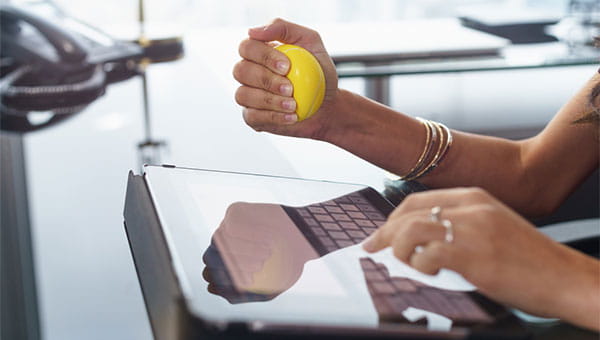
276 61 289 74
284 114 298 124
282 99 296 111
280 84 293 96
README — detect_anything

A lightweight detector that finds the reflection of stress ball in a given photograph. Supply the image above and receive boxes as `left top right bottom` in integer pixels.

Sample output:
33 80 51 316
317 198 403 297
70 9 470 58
275 44 326 121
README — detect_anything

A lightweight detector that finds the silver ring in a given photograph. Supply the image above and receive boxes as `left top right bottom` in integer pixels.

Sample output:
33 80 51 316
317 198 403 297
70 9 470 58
441 219 454 243
430 206 442 222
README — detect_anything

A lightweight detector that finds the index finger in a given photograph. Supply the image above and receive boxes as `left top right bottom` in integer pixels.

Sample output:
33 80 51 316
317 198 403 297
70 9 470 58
389 187 490 220
362 210 426 253
239 38 290 76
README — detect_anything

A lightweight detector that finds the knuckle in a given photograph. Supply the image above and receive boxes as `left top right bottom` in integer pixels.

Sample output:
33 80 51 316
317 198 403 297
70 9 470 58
271 17 285 25
402 215 426 233
261 53 273 68
261 75 273 90
263 93 273 106
306 29 321 41
401 192 424 210
269 111 279 123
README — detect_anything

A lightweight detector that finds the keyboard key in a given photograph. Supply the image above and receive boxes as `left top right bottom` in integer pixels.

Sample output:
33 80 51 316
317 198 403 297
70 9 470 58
318 236 336 247
391 278 417 293
365 212 386 220
297 208 311 218
310 227 327 236
314 214 334 222
347 211 367 219
372 295 396 318
325 206 344 214
357 204 378 212
365 271 386 282
363 227 377 235
322 222 341 231
387 295 411 314
325 245 338 252
331 213 352 222
339 203 359 211
335 239 355 248
305 218 318 227
360 258 378 270
449 296 492 322
373 281 396 295
334 196 353 204
328 231 350 240
423 290 462 319
402 293 436 312
347 230 367 239
308 207 327 214
356 219 375 227
339 221 360 230
322 200 338 206
349 195 369 204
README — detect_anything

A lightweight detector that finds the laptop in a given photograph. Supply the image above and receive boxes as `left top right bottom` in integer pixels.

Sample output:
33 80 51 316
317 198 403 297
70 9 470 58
123 165 530 340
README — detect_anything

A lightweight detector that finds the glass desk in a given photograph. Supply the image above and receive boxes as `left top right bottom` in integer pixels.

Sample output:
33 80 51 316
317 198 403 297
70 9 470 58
334 42 600 105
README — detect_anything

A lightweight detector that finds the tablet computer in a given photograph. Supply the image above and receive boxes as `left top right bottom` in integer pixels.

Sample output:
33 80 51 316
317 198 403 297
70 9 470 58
123 165 530 340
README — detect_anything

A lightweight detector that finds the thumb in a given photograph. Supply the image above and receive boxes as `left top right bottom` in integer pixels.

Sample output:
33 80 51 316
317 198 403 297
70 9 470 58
248 18 321 47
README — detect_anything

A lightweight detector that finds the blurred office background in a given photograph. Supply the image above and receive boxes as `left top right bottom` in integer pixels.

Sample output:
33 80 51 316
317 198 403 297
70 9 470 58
43 0 596 134
2 1 598 340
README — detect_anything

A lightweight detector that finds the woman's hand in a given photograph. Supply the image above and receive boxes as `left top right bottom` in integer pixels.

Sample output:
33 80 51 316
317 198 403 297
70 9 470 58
233 18 340 139
363 187 600 330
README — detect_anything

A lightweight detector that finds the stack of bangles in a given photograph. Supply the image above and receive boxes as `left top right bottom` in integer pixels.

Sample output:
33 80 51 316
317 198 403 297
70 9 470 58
399 118 453 182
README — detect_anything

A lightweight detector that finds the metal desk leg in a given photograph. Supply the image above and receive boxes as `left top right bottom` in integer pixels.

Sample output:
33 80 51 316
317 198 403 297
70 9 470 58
1 132 41 340
365 76 391 106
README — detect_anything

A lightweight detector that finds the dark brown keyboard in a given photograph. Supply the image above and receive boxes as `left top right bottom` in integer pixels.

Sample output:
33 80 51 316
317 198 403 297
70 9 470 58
360 258 493 325
283 190 388 256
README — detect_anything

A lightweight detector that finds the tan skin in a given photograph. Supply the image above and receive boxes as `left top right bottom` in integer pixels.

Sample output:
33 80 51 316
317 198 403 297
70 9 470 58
233 18 600 330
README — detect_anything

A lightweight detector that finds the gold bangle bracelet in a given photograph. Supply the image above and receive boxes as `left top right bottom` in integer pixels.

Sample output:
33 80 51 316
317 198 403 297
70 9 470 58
399 118 430 179
404 120 445 181
400 118 437 180
407 121 453 180
430 122 453 170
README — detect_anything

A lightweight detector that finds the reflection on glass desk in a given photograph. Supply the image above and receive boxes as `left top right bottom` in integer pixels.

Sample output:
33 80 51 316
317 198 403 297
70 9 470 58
333 41 600 105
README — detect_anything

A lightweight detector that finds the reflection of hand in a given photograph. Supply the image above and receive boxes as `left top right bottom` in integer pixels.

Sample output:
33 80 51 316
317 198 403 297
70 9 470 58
233 18 340 138
202 244 278 304
363 188 600 331
210 202 319 297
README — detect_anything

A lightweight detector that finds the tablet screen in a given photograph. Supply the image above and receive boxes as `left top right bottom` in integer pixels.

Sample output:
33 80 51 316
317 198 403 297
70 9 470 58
142 165 508 332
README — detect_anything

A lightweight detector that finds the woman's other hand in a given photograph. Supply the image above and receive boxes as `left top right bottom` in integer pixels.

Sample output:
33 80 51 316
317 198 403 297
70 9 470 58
233 18 339 139
363 187 600 330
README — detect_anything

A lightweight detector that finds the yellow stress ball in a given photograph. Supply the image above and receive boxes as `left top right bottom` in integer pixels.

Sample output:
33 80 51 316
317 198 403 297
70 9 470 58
275 44 326 122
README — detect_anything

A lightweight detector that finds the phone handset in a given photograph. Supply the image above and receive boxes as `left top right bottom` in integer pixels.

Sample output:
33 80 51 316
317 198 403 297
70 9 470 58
1 5 88 64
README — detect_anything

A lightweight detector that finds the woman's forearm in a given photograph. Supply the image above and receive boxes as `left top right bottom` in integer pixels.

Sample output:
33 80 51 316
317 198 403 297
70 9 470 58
320 84 598 217
553 247 600 330
320 89 535 213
